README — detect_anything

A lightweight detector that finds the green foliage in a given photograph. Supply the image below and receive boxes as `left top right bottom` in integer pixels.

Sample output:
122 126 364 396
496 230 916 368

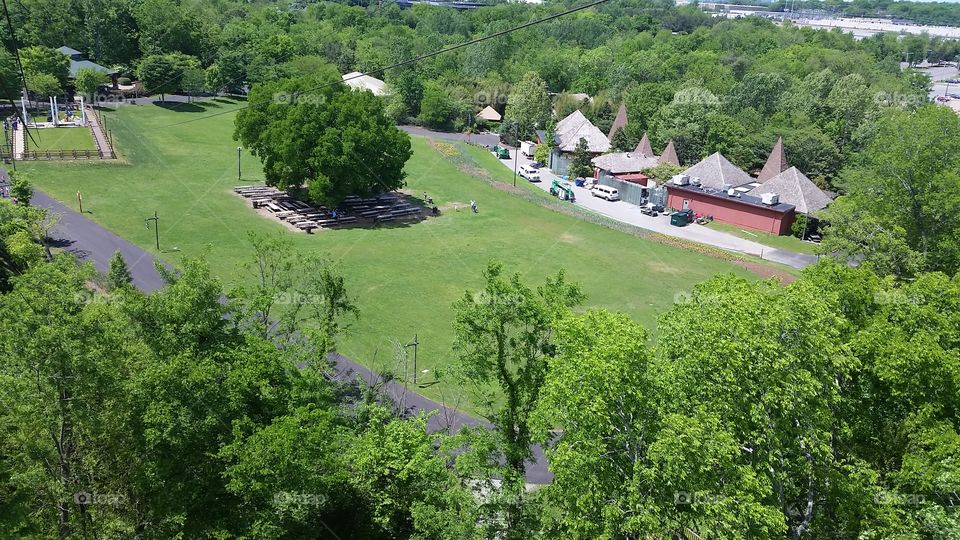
609 127 633 152
73 67 107 100
180 66 206 99
137 54 181 100
821 105 960 278
25 72 61 100
642 162 682 184
20 46 69 87
569 137 594 179
235 73 412 206
453 261 583 537
10 173 32 206
506 71 550 140
419 80 455 129
533 143 549 165
106 250 132 290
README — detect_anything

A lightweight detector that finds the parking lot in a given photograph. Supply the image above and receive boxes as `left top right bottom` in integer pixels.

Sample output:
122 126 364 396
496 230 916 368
491 147 819 269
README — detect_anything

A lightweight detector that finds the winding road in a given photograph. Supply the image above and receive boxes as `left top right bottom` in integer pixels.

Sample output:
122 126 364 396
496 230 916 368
29 185 553 484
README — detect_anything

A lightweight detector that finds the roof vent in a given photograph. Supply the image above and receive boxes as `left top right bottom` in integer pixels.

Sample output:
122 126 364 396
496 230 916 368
727 188 736 196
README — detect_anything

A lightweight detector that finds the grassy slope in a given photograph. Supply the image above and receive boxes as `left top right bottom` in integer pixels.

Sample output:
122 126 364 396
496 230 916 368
24 98 754 406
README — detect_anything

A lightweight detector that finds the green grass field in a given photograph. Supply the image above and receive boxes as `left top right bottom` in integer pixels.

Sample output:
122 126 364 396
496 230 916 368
703 220 819 255
23 98 759 406
28 127 97 151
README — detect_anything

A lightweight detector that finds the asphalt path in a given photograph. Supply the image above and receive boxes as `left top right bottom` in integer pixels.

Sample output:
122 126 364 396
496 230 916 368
29 185 553 484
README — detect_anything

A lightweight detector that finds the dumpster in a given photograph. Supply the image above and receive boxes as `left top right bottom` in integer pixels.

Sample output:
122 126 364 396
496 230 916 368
670 209 694 227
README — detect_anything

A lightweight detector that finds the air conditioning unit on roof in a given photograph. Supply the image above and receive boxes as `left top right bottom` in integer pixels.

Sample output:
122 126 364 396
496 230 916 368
672 174 690 186
761 193 779 205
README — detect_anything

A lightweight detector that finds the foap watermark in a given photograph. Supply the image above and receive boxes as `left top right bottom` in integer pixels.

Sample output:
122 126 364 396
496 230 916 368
873 91 926 108
74 491 126 506
74 289 113 306
273 491 326 507
674 491 725 505
474 89 509 107
873 290 917 306
273 292 325 305
273 92 326 106
874 491 926 507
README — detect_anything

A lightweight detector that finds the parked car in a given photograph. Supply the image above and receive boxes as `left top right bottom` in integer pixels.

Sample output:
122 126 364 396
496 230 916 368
950 93 960 99
519 164 541 182
591 184 620 201
947 79 960 83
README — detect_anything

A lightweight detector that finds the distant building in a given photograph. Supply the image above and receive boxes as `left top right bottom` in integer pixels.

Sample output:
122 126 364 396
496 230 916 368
57 46 118 89
476 105 502 122
549 110 609 175
665 142 832 235
341 72 388 96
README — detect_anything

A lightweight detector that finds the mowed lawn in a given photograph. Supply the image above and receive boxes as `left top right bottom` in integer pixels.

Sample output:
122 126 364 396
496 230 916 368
28 127 98 151
23 98 755 406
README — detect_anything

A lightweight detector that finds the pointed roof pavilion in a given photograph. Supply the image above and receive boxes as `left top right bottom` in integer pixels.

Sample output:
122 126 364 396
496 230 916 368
659 139 680 166
607 103 628 141
680 152 753 191
757 136 788 182
634 132 654 156
746 167 833 214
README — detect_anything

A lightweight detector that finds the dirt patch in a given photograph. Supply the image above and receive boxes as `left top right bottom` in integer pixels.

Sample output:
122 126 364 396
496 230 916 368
558 232 581 244
232 190 314 233
647 260 682 274
735 262 797 284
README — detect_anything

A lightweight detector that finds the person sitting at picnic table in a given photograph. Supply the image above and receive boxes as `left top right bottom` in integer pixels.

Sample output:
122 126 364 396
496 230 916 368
331 209 337 220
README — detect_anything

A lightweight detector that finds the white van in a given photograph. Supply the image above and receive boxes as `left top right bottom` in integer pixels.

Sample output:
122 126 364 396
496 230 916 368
591 184 620 201
519 164 541 182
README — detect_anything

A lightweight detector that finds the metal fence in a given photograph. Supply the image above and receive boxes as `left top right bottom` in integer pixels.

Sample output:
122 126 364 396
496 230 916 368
1 149 107 160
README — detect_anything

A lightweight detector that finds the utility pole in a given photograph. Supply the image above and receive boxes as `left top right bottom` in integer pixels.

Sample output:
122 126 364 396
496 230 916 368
144 211 159 251
512 123 519 187
237 146 242 180
405 334 419 385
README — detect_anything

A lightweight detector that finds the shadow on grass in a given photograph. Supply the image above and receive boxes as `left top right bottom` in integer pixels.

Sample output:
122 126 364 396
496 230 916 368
152 101 207 113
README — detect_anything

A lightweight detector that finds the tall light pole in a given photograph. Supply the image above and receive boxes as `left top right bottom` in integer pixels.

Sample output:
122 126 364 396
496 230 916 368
404 334 419 385
237 146 242 180
512 122 519 187
144 211 159 251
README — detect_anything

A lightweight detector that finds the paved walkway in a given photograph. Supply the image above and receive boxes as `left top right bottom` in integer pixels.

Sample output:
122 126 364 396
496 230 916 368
28 184 553 484
85 107 114 158
12 123 24 159
489 149 819 269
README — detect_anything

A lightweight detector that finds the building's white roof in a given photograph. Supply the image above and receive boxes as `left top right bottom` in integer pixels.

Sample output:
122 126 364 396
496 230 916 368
680 152 753 191
592 152 660 174
477 105 502 121
554 110 610 153
342 72 388 96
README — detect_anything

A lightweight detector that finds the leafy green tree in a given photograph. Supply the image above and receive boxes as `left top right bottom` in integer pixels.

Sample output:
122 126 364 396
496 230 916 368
10 173 32 206
137 54 181 101
418 80 454 129
73 67 107 100
180 66 205 102
0 50 20 102
25 72 61 105
452 261 583 538
569 137 594 179
821 105 960 277
609 127 633 152
106 250 132 290
506 71 550 141
20 46 70 87
235 72 412 206
642 162 682 184
533 143 549 165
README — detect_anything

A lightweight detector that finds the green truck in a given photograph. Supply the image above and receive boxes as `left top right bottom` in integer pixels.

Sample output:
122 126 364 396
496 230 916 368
550 179 576 202
492 145 510 159
670 209 694 227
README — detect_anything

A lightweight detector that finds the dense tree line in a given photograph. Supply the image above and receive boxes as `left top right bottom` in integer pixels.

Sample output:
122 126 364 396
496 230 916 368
1 0 948 188
1 181 958 539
